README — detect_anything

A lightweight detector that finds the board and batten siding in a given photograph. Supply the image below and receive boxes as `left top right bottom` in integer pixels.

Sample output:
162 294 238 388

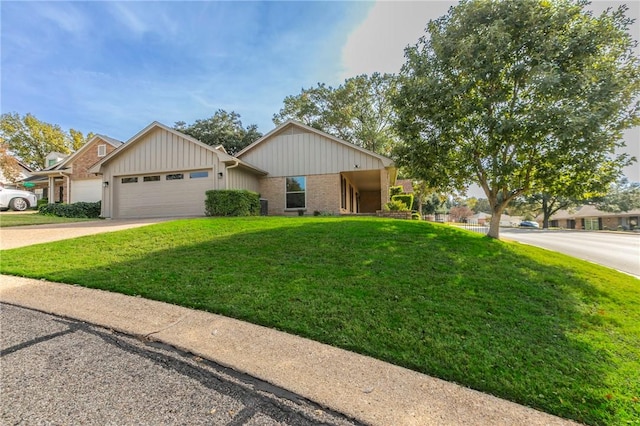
239 128 384 177
104 128 223 177
227 168 260 192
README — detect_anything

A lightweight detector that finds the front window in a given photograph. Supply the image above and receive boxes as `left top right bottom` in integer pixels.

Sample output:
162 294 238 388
97 144 107 157
286 176 306 209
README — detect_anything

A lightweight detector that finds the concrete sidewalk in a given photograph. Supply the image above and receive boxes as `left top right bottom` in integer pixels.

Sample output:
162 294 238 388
0 275 579 426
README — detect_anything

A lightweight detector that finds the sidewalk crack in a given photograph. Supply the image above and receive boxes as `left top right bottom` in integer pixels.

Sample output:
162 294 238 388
143 314 190 340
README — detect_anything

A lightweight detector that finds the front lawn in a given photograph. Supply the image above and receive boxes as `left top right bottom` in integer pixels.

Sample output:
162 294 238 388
1 217 637 425
0 212 98 227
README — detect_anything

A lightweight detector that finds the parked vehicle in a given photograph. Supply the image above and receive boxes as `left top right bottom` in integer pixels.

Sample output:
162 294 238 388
519 220 540 228
0 187 38 211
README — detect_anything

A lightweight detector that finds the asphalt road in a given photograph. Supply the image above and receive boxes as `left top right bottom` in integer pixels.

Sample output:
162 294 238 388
0 303 360 426
499 228 640 278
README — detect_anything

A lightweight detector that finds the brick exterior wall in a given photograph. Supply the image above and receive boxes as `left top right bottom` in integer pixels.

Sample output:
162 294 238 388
307 174 340 214
359 190 380 213
259 174 341 216
71 140 117 181
380 169 391 209
259 176 286 215
46 140 118 203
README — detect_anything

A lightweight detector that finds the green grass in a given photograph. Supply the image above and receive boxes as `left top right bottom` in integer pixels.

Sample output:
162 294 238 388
0 212 98 227
1 216 638 425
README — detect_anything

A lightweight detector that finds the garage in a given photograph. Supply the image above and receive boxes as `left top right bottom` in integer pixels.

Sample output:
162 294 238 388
70 179 102 203
89 122 266 219
114 170 213 219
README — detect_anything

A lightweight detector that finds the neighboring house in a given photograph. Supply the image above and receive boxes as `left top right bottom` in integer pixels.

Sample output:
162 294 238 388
546 205 640 230
29 135 123 203
0 157 32 189
45 152 67 168
468 212 491 225
89 120 396 219
395 179 414 194
236 120 396 216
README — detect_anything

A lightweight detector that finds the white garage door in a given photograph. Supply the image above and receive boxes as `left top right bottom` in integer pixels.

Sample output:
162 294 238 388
114 170 213 218
71 179 102 203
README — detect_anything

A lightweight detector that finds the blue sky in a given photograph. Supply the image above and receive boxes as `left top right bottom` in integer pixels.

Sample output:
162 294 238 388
1 1 638 181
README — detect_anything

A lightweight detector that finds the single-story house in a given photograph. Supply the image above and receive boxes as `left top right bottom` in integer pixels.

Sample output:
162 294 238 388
468 212 491 225
88 120 396 219
28 135 123 203
546 205 640 230
236 120 396 216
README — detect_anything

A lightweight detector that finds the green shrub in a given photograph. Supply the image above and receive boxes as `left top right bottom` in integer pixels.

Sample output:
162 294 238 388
39 201 101 218
205 190 260 217
37 198 49 208
391 194 414 211
389 186 404 197
384 199 410 211
411 212 421 220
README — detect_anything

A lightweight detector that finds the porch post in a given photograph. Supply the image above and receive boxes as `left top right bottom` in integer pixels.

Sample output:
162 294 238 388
48 176 55 202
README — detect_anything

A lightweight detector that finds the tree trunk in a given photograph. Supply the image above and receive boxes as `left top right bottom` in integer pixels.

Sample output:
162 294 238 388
542 197 550 229
487 210 502 239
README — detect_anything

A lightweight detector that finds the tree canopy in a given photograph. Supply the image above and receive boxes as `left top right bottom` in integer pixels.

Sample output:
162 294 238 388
274 73 398 156
0 112 94 170
393 0 640 238
593 178 640 213
174 110 262 156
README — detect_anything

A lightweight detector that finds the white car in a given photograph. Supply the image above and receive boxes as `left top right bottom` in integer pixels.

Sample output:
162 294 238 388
0 187 38 211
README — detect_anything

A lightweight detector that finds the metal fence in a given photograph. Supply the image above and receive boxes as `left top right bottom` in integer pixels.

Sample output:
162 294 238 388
459 223 489 235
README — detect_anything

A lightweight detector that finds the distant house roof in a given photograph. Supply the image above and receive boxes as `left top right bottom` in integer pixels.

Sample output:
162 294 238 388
32 135 124 175
470 212 491 220
548 205 640 220
395 179 413 194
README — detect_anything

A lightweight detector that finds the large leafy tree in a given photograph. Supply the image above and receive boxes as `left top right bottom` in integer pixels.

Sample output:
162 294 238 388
593 178 640 213
0 141 23 184
175 110 262 156
393 0 640 239
0 112 92 170
274 73 398 156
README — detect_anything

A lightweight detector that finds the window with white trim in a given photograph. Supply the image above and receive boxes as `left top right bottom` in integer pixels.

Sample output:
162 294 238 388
286 176 306 209
97 144 107 157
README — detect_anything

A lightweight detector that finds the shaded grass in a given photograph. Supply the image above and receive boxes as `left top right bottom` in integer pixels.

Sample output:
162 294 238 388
1 217 638 425
0 213 98 227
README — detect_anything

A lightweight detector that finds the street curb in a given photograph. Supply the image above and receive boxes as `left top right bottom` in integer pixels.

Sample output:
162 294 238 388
1 275 580 426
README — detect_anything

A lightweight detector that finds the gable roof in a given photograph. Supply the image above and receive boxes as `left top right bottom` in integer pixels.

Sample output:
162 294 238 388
545 205 640 220
88 121 267 175
236 119 394 168
32 135 124 175
395 179 414 194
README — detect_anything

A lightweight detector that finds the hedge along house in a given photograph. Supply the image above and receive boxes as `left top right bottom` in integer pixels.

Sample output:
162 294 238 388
89 122 267 219
29 135 123 203
236 120 397 215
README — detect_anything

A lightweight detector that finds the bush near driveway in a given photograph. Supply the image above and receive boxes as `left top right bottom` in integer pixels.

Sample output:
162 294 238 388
38 201 101 218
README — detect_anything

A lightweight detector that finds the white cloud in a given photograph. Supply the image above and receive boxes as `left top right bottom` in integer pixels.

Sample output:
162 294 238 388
340 0 454 79
37 2 88 34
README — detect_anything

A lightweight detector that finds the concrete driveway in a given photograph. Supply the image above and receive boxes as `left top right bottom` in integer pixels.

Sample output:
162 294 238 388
0 217 180 250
